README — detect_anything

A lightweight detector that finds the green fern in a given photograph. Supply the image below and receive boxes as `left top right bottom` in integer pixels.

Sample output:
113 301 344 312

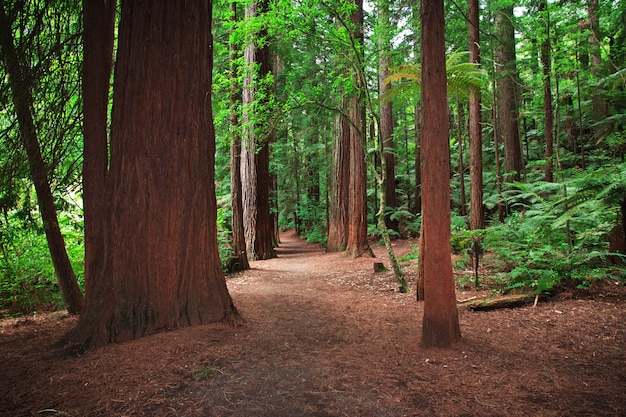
381 51 487 104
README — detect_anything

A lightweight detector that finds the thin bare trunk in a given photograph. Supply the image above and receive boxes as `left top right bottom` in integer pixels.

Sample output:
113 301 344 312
0 3 83 314
345 0 371 258
379 0 397 232
228 1 249 271
457 101 466 216
495 4 523 182
468 0 484 230
327 102 350 252
539 0 554 182
241 0 276 261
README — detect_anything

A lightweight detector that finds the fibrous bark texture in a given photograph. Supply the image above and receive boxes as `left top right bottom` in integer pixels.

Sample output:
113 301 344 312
420 0 462 348
77 1 239 348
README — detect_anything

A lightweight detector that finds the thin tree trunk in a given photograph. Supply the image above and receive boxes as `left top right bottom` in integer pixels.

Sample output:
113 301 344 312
468 0 484 230
414 104 423 214
228 1 249 271
241 0 276 261
588 0 606 125
0 3 83 314
345 0 372 258
495 3 523 182
379 0 397 232
420 0 462 348
457 101 467 216
327 101 350 252
539 0 554 182
412 2 422 215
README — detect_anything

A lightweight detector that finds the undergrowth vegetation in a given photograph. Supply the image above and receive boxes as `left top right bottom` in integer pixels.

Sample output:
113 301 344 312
2 162 625 316
0 198 84 315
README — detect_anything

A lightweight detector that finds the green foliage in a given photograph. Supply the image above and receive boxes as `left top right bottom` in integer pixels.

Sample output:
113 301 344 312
397 241 419 262
382 51 488 104
191 365 221 381
483 164 626 294
216 205 235 273
0 197 84 315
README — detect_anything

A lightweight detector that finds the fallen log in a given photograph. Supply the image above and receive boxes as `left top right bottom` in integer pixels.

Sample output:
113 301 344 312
462 294 535 311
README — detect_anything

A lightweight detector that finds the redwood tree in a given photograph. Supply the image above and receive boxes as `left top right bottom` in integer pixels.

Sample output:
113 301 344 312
468 0 484 229
327 100 351 252
229 1 250 271
76 0 239 348
495 2 523 182
420 0 462 348
379 0 397 232
539 0 554 182
345 0 372 258
241 0 276 261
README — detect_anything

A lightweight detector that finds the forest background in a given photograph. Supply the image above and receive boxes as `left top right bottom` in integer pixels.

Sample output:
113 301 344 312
0 0 625 317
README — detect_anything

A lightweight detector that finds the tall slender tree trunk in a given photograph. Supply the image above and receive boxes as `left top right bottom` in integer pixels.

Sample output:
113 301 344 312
241 0 276 261
468 0 484 230
379 0 397 232
539 0 554 183
345 0 371 258
588 0 606 125
76 0 239 348
228 1 249 271
412 2 422 215
0 3 83 314
327 104 350 252
414 104 423 215
457 101 467 216
495 2 523 182
420 0 462 348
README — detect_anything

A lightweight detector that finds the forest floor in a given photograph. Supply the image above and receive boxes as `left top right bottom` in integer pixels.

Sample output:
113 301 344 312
1 229 625 417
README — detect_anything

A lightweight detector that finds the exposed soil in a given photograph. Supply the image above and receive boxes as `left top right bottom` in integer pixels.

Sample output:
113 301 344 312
1 229 625 416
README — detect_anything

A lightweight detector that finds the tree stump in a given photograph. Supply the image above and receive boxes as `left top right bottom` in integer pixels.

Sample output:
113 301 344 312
373 262 387 273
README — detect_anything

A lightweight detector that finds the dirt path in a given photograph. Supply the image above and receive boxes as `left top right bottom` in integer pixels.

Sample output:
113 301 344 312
1 230 625 416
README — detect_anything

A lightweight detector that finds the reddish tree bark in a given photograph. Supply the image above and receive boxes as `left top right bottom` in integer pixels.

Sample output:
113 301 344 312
588 0 607 127
412 3 422 215
468 0 484 229
327 102 351 252
420 0 462 348
76 0 239 348
0 3 83 314
228 1 249 271
539 0 554 183
345 0 372 258
495 3 523 182
241 0 276 261
379 0 397 232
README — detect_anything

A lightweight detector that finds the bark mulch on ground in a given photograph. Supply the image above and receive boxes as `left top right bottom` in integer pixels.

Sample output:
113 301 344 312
1 229 625 416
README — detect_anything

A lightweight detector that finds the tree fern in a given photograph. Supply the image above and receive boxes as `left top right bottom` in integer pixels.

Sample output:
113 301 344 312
381 51 487 104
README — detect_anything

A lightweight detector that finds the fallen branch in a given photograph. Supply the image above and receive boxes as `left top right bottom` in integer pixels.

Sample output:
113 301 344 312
457 296 478 303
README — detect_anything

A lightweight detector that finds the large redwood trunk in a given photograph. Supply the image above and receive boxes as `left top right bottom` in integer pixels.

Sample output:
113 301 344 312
420 0 462 348
0 3 83 314
76 1 239 348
